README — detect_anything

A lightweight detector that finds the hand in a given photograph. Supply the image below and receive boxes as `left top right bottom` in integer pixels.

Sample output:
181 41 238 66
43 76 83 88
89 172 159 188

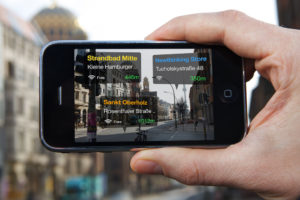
130 10 300 200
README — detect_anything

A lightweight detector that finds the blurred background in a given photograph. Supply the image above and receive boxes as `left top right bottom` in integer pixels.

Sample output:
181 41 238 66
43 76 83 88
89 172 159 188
0 0 298 199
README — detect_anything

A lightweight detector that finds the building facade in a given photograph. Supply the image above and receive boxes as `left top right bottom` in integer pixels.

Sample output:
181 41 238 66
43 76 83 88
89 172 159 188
250 0 299 121
0 4 52 199
189 48 214 124
32 4 104 199
0 14 5 199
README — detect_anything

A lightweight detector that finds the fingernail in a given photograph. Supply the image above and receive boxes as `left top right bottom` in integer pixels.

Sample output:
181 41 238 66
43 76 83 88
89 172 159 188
133 160 163 174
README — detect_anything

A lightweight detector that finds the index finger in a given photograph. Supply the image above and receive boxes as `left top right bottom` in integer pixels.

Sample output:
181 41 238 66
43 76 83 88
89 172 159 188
146 10 282 60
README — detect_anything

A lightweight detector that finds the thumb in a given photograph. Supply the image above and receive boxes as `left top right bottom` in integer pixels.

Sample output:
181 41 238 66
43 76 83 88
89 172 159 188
130 147 247 186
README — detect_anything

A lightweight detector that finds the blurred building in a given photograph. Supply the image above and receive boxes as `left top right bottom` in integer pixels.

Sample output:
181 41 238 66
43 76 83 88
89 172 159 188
0 7 5 197
31 3 105 199
277 0 300 28
189 49 213 124
250 0 299 120
32 3 87 41
249 77 275 120
189 84 213 123
0 4 51 199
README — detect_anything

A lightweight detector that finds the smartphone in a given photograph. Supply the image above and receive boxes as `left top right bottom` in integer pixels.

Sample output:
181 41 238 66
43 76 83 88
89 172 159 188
40 41 247 152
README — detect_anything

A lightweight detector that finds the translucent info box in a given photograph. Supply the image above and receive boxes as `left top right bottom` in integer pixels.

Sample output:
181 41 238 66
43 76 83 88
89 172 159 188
153 52 211 86
99 96 158 127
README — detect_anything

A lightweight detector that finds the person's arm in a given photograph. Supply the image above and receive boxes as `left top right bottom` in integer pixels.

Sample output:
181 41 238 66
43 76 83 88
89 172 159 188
130 10 300 200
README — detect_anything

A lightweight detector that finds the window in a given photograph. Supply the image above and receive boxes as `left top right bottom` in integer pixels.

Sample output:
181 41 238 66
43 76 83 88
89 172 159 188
3 30 7 47
30 106 39 121
49 29 54 36
18 131 25 152
5 100 13 115
8 34 16 49
59 29 63 38
28 73 35 89
16 97 24 115
75 91 79 100
7 61 15 79
83 93 87 103
20 39 25 53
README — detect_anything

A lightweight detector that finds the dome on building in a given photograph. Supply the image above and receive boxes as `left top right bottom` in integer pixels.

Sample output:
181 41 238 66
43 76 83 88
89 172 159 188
32 4 87 41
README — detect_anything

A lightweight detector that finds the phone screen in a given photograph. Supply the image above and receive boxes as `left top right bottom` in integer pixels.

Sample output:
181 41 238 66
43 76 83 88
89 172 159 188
74 48 215 143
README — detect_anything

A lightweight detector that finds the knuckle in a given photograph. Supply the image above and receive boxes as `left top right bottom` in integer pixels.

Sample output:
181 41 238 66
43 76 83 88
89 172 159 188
179 170 199 185
221 10 245 22
178 162 202 185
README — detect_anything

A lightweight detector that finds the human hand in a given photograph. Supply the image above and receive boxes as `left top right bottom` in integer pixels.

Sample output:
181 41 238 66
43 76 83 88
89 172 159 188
130 10 300 200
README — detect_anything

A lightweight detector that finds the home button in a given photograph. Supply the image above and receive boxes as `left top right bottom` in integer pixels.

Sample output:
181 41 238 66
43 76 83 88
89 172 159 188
218 84 239 103
224 89 233 98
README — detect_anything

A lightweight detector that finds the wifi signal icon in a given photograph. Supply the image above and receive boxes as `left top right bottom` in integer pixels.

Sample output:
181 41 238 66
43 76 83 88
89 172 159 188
88 75 95 80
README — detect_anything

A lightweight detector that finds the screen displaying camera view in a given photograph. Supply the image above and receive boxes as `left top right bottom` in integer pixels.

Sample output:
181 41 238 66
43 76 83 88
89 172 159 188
74 48 214 143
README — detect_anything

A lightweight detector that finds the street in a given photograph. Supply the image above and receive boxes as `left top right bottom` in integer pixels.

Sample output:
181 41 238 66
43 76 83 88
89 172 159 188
103 186 217 200
136 186 210 200
75 120 214 142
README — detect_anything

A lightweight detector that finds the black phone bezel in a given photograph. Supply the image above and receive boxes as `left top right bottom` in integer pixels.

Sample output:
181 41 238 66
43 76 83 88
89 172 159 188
40 41 247 152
